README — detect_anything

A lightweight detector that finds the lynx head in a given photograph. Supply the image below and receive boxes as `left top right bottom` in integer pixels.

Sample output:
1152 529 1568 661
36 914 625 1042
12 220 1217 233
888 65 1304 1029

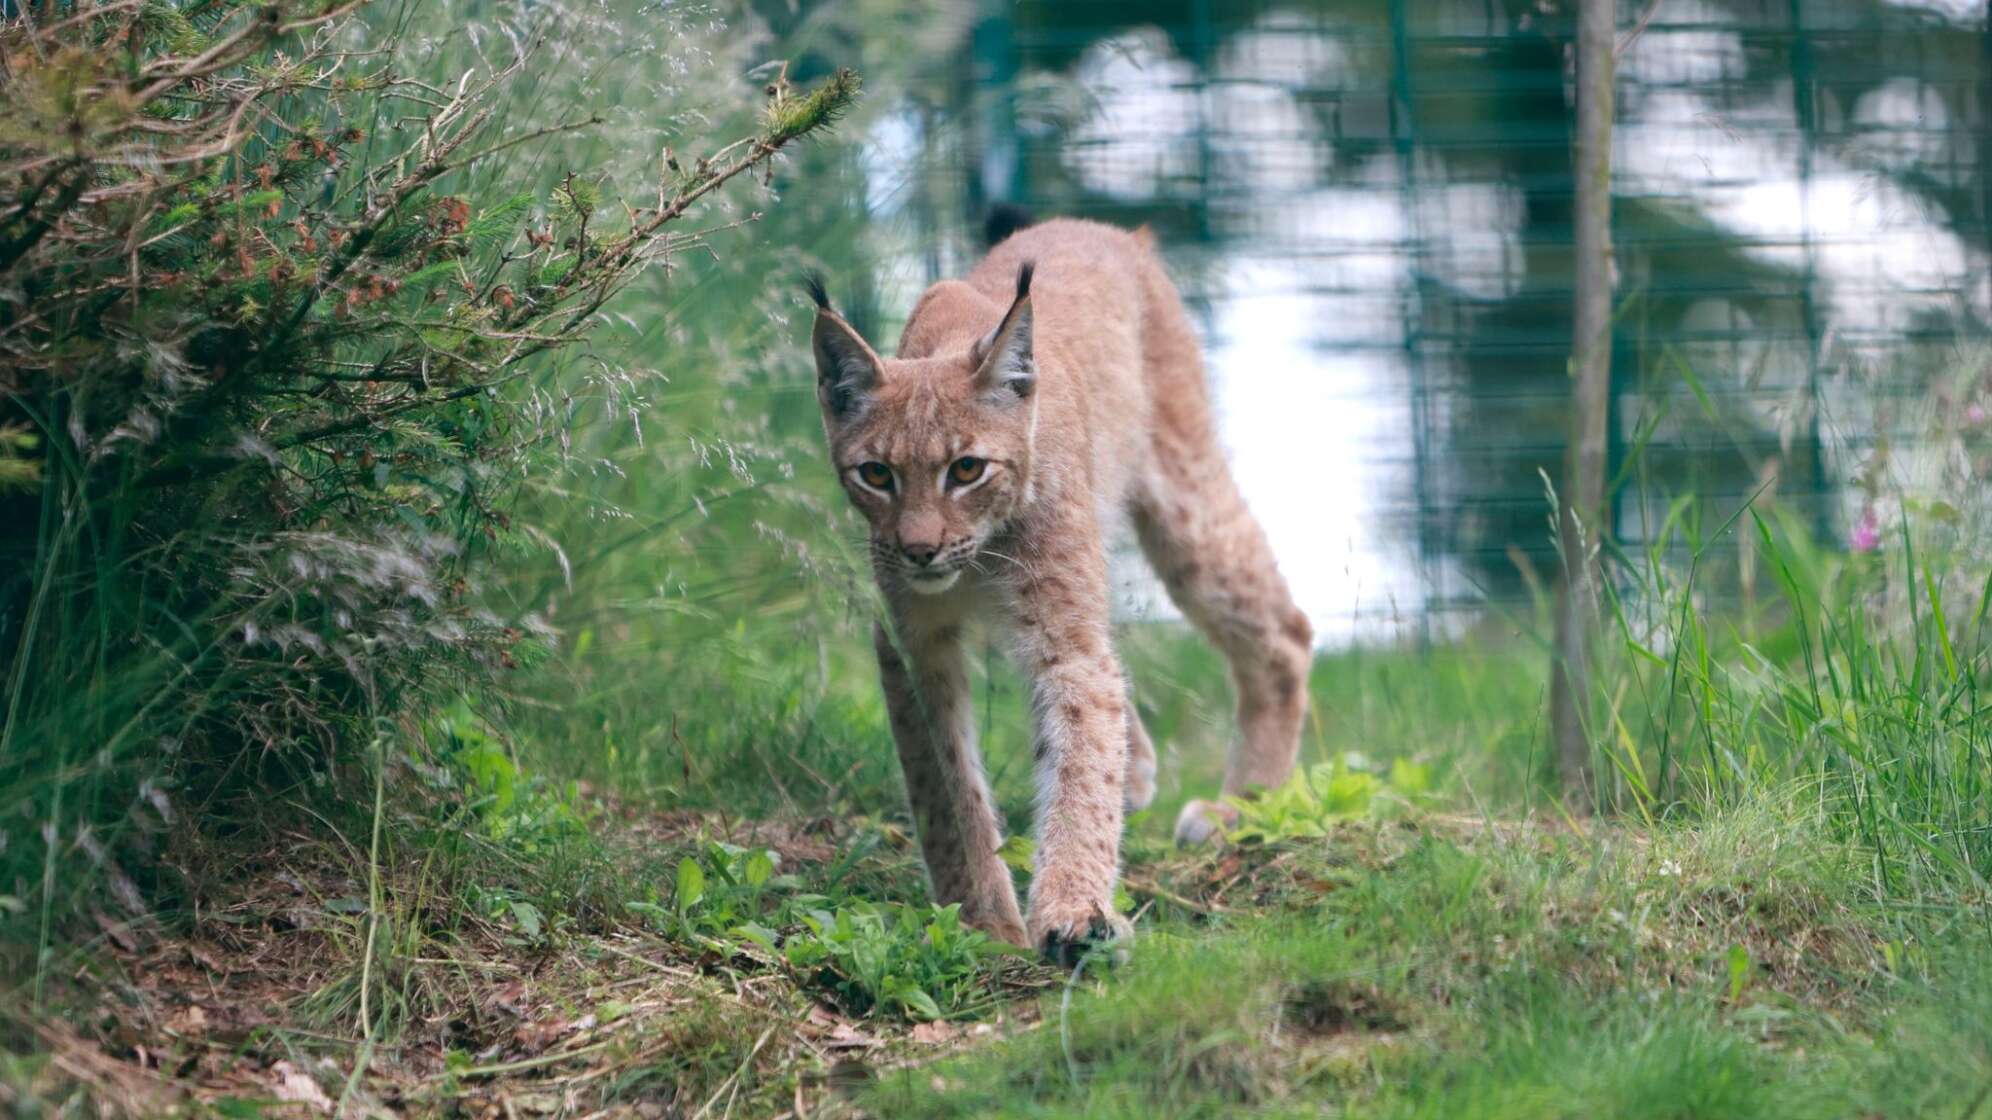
809 265 1037 595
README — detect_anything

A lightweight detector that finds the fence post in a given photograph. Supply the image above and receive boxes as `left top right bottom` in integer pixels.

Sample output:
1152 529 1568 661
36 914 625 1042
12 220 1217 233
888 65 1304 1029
1551 0 1616 810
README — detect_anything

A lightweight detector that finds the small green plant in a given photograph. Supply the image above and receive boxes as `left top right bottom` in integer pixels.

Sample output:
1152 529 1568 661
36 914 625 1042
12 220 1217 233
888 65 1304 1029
626 841 795 947
435 705 588 850
462 882 554 944
783 901 1010 1021
1227 752 1435 843
624 840 1010 1021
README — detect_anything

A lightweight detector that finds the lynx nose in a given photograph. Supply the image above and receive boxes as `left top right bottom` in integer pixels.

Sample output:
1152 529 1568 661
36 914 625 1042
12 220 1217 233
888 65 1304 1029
898 509 944 569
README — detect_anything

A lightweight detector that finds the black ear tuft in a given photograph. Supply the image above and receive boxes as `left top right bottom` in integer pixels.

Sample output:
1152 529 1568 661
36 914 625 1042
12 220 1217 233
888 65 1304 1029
813 312 882 420
984 203 1036 248
972 269 1036 401
804 271 831 311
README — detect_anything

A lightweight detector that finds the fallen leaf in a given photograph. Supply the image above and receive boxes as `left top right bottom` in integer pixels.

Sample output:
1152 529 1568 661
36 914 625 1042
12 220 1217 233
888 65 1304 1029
512 1017 566 1054
272 1060 334 1114
825 1022 876 1049
168 1004 208 1035
491 980 531 1017
908 1020 961 1045
94 911 141 953
805 1003 842 1028
806 1002 877 1047
186 944 228 974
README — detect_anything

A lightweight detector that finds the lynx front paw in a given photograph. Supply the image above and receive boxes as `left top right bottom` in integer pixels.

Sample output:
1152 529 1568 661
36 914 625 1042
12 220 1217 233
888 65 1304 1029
1039 913 1131 969
1172 798 1239 847
1027 891 1131 969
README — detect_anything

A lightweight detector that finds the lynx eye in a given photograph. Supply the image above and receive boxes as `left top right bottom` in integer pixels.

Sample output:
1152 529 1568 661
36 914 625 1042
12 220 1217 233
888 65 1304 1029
948 457 986 486
855 461 894 491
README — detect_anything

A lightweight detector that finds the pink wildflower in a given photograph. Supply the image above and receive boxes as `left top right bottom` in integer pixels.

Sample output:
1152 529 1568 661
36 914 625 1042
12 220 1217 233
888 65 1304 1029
1969 402 1987 426
1849 507 1881 554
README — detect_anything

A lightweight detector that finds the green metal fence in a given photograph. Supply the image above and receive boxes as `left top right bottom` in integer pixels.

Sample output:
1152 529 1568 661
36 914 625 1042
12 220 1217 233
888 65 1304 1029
879 0 1992 640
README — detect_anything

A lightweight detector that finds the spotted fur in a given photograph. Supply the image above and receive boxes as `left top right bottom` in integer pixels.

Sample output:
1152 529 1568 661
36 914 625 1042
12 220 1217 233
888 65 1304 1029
810 219 1312 960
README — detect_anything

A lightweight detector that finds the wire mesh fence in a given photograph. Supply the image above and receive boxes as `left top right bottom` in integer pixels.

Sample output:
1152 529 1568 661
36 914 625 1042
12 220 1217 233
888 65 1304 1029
867 0 1992 642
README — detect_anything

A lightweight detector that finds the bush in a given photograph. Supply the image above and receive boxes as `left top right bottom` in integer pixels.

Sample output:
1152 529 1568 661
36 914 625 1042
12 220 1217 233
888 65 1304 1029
0 0 855 967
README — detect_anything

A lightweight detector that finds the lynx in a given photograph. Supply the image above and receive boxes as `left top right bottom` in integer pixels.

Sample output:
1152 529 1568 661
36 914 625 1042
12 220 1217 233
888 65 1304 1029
808 217 1312 963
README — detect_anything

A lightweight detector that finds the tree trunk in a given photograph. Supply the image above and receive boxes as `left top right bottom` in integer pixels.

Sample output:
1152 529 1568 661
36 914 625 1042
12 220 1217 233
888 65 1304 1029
1550 0 1616 810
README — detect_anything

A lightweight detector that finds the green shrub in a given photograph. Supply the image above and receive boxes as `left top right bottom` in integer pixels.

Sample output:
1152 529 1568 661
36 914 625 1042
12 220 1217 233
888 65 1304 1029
0 0 855 975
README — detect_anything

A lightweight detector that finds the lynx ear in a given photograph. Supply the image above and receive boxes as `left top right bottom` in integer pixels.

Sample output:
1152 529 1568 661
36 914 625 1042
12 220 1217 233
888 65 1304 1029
971 262 1035 400
808 275 883 419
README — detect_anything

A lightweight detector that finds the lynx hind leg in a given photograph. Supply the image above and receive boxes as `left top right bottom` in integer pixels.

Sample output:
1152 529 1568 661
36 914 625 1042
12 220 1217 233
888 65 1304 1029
1134 477 1313 845
1131 348 1312 844
1123 675 1158 813
1130 255 1313 845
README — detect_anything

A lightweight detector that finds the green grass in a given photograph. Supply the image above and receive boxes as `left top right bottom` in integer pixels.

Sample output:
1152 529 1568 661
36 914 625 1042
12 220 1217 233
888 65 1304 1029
7 607 1991 1114
863 798 1970 1119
